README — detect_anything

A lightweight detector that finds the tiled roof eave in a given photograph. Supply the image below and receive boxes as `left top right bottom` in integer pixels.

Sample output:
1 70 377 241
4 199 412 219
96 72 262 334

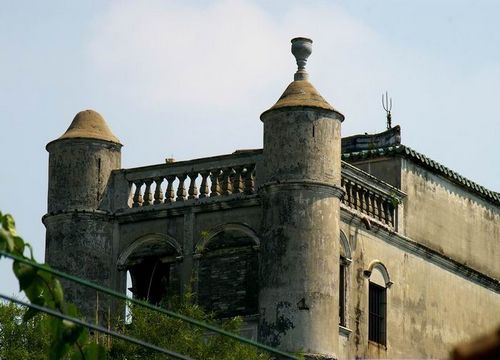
342 145 500 206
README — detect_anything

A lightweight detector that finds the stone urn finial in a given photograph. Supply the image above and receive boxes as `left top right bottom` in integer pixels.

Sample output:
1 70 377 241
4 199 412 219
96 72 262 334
291 37 313 81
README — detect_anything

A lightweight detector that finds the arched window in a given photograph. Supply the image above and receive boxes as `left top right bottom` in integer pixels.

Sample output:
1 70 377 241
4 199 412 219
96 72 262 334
365 261 392 346
118 234 182 305
339 231 352 327
197 224 259 318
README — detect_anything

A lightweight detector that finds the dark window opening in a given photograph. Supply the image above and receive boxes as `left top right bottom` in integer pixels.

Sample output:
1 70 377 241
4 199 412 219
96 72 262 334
128 257 177 304
339 260 346 326
369 282 387 345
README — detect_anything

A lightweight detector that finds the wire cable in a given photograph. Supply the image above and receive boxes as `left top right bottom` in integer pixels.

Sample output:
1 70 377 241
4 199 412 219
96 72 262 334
0 251 298 359
0 292 193 360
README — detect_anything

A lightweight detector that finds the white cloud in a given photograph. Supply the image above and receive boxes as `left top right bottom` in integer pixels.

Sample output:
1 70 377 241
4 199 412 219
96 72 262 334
87 0 285 110
85 0 499 189
85 0 389 114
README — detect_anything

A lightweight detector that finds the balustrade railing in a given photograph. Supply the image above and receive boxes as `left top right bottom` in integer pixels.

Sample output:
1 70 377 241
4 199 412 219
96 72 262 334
114 152 403 230
117 152 259 209
340 162 404 229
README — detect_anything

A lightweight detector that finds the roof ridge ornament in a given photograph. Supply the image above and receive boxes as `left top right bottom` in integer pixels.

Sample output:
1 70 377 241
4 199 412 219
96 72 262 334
382 91 393 129
291 37 313 81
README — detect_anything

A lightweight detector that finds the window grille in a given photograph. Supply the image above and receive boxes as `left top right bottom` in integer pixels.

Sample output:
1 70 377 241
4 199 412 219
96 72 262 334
339 260 347 326
369 282 386 345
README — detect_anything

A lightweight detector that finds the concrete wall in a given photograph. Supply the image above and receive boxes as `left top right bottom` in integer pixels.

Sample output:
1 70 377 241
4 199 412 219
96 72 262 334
350 157 402 189
338 220 500 359
47 139 121 213
401 159 500 279
44 212 117 320
351 157 500 280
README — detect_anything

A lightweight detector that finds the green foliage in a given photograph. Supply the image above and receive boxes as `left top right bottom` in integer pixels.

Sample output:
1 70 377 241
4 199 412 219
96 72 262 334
0 211 103 359
0 302 50 359
0 212 277 359
110 293 270 360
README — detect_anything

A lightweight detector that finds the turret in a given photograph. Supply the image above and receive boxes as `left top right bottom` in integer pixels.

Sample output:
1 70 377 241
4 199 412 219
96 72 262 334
258 38 344 358
43 109 122 319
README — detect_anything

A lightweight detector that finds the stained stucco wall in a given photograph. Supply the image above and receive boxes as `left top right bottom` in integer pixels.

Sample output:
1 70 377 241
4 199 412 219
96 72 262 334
338 221 500 360
401 159 500 279
350 157 500 280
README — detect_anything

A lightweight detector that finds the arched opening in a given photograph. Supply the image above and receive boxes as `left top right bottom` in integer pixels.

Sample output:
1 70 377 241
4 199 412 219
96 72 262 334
118 234 182 305
365 260 391 346
197 225 259 318
339 230 352 328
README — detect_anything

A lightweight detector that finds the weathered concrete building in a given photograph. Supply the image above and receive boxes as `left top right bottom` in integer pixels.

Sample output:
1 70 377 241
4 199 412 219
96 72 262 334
44 38 500 359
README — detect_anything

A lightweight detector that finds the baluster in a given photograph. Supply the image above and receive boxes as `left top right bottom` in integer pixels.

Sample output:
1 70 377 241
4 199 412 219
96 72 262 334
199 171 210 198
143 180 154 206
177 174 187 201
353 183 361 210
363 190 370 214
210 169 221 197
132 181 144 207
367 191 374 217
340 177 346 203
359 188 365 213
387 202 394 227
344 181 351 206
127 182 134 208
188 172 199 199
350 181 357 208
232 166 244 193
243 164 256 194
221 167 233 195
373 194 382 220
153 178 164 205
380 200 388 223
165 175 176 203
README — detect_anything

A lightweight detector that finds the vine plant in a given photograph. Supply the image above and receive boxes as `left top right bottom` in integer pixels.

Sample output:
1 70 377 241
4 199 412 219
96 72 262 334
0 211 105 359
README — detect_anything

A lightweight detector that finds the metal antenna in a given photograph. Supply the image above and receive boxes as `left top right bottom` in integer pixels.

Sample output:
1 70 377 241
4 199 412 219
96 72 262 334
382 91 393 130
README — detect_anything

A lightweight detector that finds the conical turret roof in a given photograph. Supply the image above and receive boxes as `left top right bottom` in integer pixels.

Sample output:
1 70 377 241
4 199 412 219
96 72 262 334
57 109 121 144
265 79 336 112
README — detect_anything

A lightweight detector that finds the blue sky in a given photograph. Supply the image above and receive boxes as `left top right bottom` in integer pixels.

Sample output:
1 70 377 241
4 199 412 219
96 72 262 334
1 0 499 295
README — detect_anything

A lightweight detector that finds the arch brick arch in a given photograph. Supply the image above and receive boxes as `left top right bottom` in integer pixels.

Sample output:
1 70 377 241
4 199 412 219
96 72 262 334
364 260 393 288
196 222 260 317
196 222 260 254
118 233 182 304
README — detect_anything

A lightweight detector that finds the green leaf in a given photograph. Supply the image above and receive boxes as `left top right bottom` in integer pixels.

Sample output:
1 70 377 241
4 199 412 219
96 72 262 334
22 307 40 322
48 340 70 360
64 302 81 318
37 265 54 283
83 342 106 360
13 261 38 291
48 318 71 360
24 242 35 259
2 213 17 235
0 227 14 252
23 275 49 306
13 235 25 255
52 278 64 305
62 319 84 344
76 326 89 344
